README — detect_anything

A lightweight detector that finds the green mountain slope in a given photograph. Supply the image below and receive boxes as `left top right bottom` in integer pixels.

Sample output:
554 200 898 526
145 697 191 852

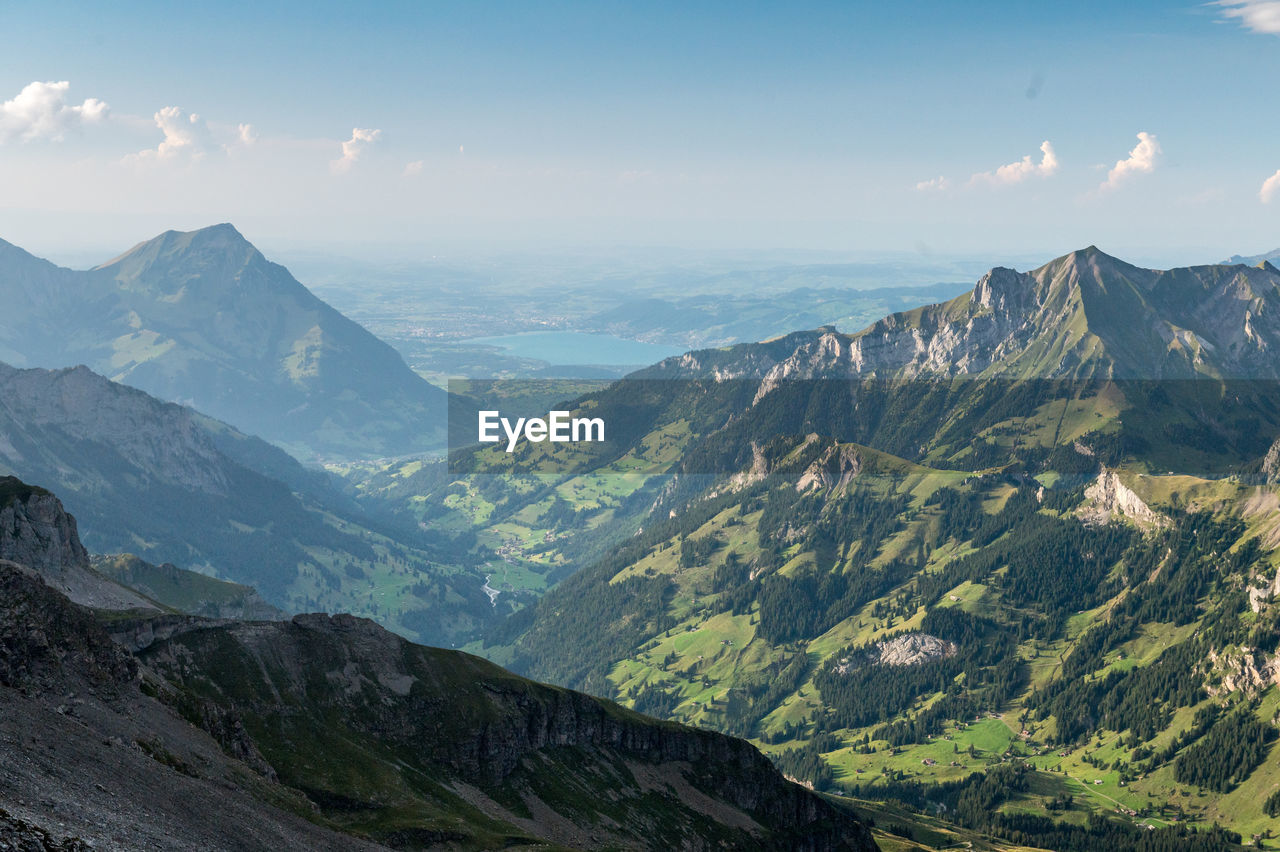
0 224 446 461
0 362 492 645
92 552 285 620
341 246 1280 848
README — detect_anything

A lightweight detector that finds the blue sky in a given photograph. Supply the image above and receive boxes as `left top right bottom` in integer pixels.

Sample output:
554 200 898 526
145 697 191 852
1 0 1279 264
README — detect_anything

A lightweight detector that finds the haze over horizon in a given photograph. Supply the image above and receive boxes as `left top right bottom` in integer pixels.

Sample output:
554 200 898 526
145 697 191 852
3 0 1280 266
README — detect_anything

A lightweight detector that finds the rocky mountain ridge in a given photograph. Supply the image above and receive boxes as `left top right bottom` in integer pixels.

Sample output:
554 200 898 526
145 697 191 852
643 247 1280 386
0 477 877 850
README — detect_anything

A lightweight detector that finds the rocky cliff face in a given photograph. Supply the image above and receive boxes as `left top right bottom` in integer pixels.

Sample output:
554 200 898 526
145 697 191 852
1264 436 1280 484
0 478 155 611
833 633 957 675
0 479 877 850
0 479 86 576
1080 468 1163 527
141 612 877 850
0 560 381 851
0 558 137 693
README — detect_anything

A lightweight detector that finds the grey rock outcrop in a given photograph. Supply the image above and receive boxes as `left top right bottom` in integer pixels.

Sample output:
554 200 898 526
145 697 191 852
0 479 155 611
834 633 957 674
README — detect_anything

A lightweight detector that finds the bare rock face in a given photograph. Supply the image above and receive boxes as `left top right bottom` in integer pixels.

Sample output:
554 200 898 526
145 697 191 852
796 443 863 493
140 612 878 850
0 560 137 694
1264 436 1280 484
1208 646 1280 696
1079 468 1161 527
0 807 95 851
0 478 155 611
834 633 957 674
0 560 383 852
0 480 87 576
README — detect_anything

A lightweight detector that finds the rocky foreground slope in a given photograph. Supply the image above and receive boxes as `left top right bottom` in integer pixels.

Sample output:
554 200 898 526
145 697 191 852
0 478 876 850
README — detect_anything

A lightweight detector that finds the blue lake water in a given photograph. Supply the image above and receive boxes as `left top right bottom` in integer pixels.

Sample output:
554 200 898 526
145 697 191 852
466 331 687 366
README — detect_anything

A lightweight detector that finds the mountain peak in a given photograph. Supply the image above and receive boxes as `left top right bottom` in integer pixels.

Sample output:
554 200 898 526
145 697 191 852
1029 245 1156 304
95 222 255 272
0 236 61 272
1041 244 1130 273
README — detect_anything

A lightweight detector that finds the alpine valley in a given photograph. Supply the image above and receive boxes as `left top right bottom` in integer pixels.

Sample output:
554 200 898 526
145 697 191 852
8 226 1280 850
354 245 1280 849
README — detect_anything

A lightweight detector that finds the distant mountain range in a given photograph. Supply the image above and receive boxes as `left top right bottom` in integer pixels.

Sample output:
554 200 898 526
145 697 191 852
1223 247 1280 266
582 281 970 351
0 224 446 461
642 246 1280 382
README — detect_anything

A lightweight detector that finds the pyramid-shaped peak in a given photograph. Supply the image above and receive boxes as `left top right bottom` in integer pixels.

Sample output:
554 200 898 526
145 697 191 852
1031 245 1154 289
1048 245 1129 269
1258 260 1279 275
179 222 248 245
96 223 256 271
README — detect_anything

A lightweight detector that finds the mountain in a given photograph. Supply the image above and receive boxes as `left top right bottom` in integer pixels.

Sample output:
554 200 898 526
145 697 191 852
641 247 1280 382
333 246 1280 847
0 479 877 851
1 474 282 622
0 476 156 611
0 362 493 644
1224 248 1280 267
582 282 971 351
0 224 446 461
92 553 285 620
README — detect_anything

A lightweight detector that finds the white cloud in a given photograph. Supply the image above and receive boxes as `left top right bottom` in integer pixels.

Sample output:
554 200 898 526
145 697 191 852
1213 1 1280 34
969 140 1058 186
220 122 258 155
1100 132 1160 191
915 176 950 191
403 159 424 177
1261 169 1280 203
127 106 211 163
0 80 108 143
331 127 382 173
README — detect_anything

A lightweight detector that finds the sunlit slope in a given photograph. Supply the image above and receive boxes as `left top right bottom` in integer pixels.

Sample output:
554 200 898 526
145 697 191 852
381 247 1280 846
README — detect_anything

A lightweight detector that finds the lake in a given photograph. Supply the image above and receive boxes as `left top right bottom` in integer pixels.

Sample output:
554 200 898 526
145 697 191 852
465 331 687 367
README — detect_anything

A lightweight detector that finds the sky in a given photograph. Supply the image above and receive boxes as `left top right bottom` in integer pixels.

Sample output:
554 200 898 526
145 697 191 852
1 0 1279 265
